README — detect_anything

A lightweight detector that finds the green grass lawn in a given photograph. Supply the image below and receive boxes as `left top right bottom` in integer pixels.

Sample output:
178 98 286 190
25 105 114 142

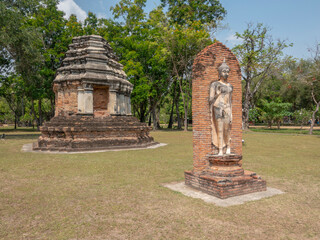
0 129 319 239
249 127 320 135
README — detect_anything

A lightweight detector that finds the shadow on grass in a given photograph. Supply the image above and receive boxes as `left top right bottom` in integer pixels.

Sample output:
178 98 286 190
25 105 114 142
156 128 192 132
0 127 39 133
3 134 40 140
153 125 193 132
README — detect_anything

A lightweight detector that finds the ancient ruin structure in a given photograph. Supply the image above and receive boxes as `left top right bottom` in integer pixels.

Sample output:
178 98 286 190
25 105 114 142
185 42 266 199
33 35 156 151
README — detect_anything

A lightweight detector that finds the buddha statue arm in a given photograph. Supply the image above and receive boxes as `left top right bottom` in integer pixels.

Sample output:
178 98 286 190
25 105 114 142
209 82 221 106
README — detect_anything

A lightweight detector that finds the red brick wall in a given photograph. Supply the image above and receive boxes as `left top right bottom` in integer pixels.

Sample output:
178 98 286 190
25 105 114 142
53 82 79 116
192 42 242 174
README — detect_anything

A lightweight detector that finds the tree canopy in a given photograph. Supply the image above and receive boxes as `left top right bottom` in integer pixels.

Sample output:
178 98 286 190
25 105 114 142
0 0 319 133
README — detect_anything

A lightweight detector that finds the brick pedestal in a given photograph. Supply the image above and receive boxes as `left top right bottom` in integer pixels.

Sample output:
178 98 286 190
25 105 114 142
34 115 156 152
185 42 266 199
185 170 266 199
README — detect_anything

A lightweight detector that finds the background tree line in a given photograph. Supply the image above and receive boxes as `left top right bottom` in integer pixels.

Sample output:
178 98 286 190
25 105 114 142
0 0 319 133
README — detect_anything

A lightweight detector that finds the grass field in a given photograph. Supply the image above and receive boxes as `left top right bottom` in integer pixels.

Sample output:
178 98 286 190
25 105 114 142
0 128 319 239
249 127 320 135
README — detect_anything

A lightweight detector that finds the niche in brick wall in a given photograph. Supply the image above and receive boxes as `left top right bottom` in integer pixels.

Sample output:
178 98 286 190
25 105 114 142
93 86 109 117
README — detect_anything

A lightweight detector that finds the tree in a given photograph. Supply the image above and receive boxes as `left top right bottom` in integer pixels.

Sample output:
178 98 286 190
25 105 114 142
65 14 84 38
28 0 69 125
260 99 292 129
0 97 14 124
0 0 45 129
272 57 312 111
292 109 312 129
298 43 320 134
84 12 98 35
0 75 25 129
162 23 212 131
233 23 291 129
161 0 226 28
111 1 171 129
160 0 226 131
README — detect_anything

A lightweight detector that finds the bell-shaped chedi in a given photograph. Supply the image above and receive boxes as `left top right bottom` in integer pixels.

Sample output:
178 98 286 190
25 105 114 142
33 35 156 151
184 42 266 199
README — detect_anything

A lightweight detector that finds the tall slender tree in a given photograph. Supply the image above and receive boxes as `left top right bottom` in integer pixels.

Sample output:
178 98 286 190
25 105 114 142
160 0 226 130
233 23 291 129
110 1 170 129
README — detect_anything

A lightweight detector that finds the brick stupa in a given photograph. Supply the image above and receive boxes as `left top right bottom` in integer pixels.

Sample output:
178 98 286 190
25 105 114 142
33 35 156 152
184 42 266 199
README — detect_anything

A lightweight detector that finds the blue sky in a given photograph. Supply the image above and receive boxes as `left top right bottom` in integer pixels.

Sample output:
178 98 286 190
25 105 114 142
58 0 320 59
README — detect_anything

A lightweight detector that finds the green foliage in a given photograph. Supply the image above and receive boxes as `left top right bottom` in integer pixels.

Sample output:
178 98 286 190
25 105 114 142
248 107 261 123
159 0 224 130
28 0 68 101
109 0 225 128
0 97 14 122
65 14 84 37
0 0 227 128
233 23 292 129
110 1 171 124
292 108 312 127
161 0 226 28
84 12 98 35
259 99 292 128
0 74 26 127
0 0 43 85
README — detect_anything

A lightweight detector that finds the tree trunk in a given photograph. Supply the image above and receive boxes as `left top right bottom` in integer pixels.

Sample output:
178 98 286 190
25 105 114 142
242 81 251 130
156 106 161 129
176 77 188 131
242 105 250 130
31 99 40 131
184 86 190 132
38 98 43 127
175 92 182 130
168 85 176 129
168 101 174 129
139 107 146 123
14 113 17 130
133 106 136 119
21 97 25 119
151 105 158 130
148 113 152 127
309 102 320 135
183 107 188 131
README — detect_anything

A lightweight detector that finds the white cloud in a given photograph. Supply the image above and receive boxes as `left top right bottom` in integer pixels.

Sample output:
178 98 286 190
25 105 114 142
58 0 87 22
97 12 107 19
225 34 243 46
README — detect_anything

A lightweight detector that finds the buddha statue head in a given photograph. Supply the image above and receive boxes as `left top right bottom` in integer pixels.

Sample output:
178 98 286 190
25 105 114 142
218 58 230 81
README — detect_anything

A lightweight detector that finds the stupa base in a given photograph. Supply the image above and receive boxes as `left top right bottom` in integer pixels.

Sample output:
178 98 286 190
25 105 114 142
33 115 157 152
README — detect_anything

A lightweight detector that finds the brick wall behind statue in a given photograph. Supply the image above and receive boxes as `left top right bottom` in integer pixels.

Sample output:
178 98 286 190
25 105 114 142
192 42 242 174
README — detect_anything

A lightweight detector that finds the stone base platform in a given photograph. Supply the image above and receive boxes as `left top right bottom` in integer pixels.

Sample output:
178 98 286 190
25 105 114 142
164 182 282 207
184 170 266 199
33 115 157 152
23 143 166 154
